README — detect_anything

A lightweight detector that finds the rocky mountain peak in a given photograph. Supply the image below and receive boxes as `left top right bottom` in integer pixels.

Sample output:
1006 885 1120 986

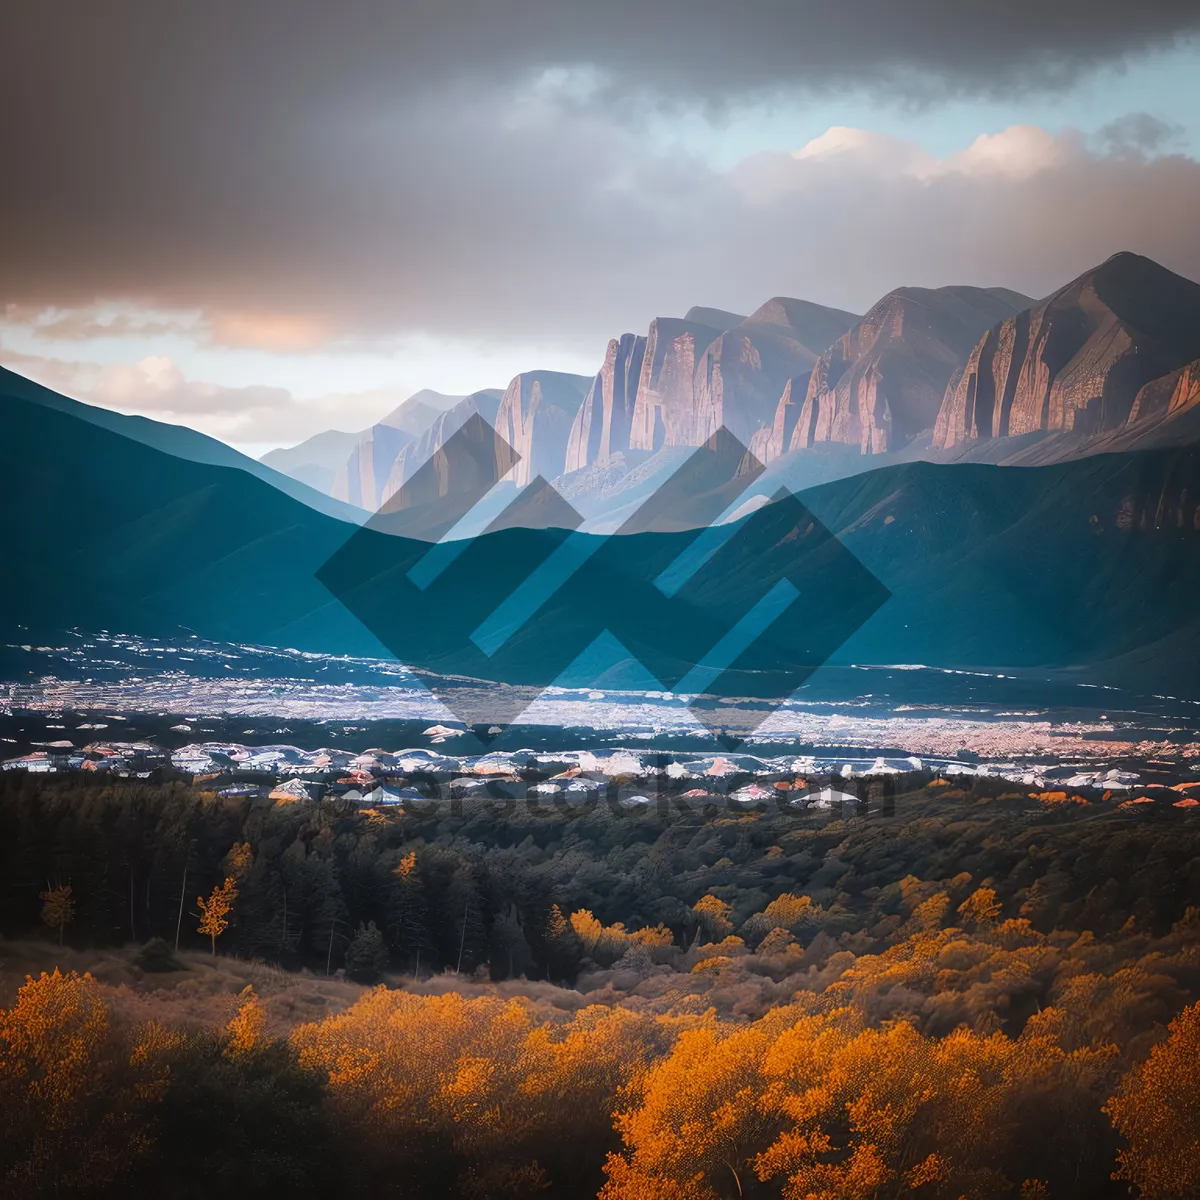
788 285 1028 456
934 253 1200 451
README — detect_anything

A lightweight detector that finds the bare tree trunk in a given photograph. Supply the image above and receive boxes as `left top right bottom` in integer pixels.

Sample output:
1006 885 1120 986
130 867 136 944
456 898 469 974
727 1162 743 1197
175 861 187 954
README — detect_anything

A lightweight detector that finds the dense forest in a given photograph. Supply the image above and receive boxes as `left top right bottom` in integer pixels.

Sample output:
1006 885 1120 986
2 772 1200 1197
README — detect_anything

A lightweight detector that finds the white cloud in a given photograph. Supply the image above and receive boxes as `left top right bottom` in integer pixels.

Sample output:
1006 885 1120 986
0 347 416 447
946 125 1072 179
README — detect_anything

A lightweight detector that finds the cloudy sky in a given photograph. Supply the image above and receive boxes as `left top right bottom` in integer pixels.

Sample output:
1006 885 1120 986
4 1 1200 453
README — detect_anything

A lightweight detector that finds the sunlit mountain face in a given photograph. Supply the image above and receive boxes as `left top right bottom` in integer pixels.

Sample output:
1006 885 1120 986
5 5 1200 1198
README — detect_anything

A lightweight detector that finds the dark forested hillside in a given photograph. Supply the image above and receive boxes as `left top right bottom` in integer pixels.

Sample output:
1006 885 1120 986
3 775 1200 1197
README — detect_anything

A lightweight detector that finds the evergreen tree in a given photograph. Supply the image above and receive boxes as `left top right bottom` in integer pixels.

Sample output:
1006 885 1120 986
386 850 432 971
344 921 389 984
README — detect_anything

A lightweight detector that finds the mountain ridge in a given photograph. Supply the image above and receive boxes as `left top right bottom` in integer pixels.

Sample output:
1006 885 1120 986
6 378 1200 699
0 363 367 524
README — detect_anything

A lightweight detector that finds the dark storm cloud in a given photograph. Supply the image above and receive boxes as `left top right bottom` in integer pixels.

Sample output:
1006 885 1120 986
2 1 1200 348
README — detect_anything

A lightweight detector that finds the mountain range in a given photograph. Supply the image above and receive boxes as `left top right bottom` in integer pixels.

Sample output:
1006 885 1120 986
5 246 1200 705
261 253 1200 533
260 388 468 506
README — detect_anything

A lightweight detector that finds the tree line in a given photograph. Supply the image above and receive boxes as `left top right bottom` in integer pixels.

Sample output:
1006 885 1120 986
2 772 1200 1195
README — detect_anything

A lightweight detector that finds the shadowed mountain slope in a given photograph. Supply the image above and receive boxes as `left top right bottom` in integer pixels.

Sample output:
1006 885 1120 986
5 382 1200 700
0 365 366 523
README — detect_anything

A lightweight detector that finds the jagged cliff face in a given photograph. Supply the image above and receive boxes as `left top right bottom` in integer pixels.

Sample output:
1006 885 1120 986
624 299 858 462
380 390 503 507
628 318 724 451
935 253 1200 450
493 371 590 487
694 297 860 453
564 334 647 474
791 286 1028 457
328 392 453 508
1131 358 1200 424
749 374 809 465
332 423 413 509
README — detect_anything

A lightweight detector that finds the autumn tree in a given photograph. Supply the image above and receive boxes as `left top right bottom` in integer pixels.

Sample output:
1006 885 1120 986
958 886 1003 929
224 986 266 1059
197 876 238 956
691 894 734 944
39 882 74 945
740 892 821 946
292 988 659 1195
0 969 175 1195
225 841 254 881
602 1018 778 1199
1106 1000 1200 1198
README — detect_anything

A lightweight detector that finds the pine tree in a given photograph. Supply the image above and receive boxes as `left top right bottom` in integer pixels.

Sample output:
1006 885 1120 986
544 903 582 982
388 850 431 971
344 921 389 984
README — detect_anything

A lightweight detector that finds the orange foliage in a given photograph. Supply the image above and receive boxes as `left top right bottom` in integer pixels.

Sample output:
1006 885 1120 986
0 969 175 1194
224 985 266 1059
603 1002 1114 1200
957 886 1003 929
570 909 672 963
1106 1000 1200 1198
39 884 74 945
691 894 733 943
291 987 665 1191
224 841 254 881
196 876 238 955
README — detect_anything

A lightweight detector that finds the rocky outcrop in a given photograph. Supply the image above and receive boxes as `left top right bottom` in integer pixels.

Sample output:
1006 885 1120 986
492 371 591 487
628 318 724 451
333 423 413 509
327 390 455 509
1129 357 1200 424
624 299 858 459
378 390 458 436
934 253 1200 450
792 286 1029 456
748 374 808 464
564 334 647 474
381 390 503 506
695 297 859 454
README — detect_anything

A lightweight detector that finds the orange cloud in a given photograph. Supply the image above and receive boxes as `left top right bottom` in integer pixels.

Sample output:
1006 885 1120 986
209 310 332 352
